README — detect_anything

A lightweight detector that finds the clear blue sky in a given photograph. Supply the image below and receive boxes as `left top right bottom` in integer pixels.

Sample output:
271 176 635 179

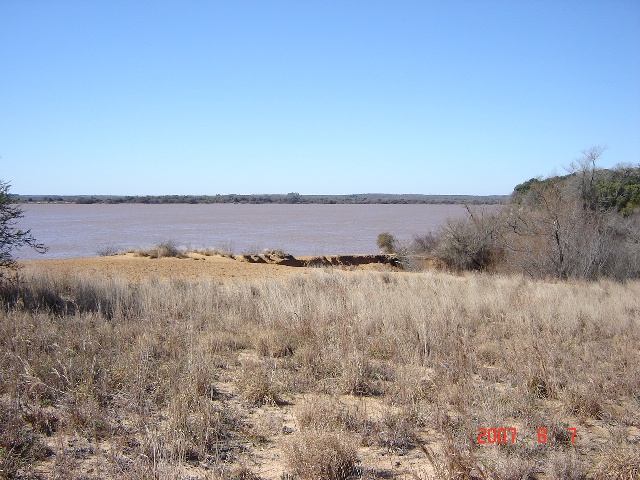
1 1 639 195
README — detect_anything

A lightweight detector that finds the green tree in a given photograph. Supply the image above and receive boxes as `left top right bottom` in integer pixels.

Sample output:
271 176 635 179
0 179 47 271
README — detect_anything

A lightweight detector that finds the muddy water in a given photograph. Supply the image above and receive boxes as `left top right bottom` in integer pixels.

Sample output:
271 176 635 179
16 203 483 259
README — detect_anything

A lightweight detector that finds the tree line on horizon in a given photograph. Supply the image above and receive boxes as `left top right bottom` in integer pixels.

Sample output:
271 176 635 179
15 192 508 205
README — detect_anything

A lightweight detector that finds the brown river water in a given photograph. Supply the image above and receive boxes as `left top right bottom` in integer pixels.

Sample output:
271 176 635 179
16 203 481 259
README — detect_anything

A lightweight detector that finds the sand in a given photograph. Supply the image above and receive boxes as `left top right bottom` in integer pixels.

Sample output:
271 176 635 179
19 252 394 282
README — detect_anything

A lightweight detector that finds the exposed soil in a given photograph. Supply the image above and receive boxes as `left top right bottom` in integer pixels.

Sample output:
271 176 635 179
20 253 397 282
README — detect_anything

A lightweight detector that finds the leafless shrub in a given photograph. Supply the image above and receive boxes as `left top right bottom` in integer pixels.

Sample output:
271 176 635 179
411 232 440 254
135 240 185 258
393 233 441 271
96 245 118 256
433 206 504 272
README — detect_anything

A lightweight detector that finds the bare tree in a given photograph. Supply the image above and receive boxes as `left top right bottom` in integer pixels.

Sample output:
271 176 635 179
566 146 606 211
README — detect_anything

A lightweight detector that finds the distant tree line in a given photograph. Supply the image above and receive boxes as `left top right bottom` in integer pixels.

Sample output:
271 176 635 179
17 193 508 205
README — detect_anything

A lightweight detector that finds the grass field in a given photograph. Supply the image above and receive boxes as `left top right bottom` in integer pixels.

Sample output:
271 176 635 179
1 262 639 479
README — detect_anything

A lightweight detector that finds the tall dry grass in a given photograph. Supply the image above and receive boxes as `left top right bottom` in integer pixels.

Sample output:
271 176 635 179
1 267 639 479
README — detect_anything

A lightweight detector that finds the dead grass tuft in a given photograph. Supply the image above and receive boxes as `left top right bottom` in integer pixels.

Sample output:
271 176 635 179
237 360 285 407
592 448 640 479
282 431 357 480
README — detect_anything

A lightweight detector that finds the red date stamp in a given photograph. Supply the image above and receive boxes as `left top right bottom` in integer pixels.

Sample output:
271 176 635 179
477 427 577 444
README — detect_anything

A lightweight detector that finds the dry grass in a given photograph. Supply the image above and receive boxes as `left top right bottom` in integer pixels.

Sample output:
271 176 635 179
1 266 639 479
282 431 357 480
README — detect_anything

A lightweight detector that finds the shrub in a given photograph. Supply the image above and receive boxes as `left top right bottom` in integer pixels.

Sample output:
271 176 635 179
134 240 185 258
433 207 503 272
410 232 439 254
96 245 118 256
155 240 183 258
376 231 397 254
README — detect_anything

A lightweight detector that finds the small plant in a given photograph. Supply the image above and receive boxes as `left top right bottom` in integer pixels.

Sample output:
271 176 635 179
237 361 284 406
283 431 357 480
155 240 183 258
134 240 185 258
96 245 118 256
371 409 415 453
376 231 397 254
263 248 289 257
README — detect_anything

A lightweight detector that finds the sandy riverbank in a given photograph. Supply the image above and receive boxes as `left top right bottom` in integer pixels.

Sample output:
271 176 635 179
19 252 396 282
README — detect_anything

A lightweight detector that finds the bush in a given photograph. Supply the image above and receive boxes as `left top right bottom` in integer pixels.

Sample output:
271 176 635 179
96 245 118 256
155 240 182 258
376 232 397 254
410 232 439 254
433 207 503 272
135 240 185 258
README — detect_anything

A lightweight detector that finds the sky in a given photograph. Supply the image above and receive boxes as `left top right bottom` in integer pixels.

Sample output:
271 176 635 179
1 1 639 196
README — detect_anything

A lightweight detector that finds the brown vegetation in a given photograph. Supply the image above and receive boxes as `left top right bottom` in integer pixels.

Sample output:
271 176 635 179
1 264 638 479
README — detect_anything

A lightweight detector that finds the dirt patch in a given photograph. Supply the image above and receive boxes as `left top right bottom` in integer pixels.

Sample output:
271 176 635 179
238 253 398 268
19 253 397 282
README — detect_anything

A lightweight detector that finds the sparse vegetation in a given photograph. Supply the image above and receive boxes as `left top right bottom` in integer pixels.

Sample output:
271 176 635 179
133 240 186 258
1 266 638 478
3 149 639 477
96 244 118 256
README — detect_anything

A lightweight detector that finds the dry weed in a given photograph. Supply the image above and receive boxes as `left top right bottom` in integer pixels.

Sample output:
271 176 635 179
282 431 357 480
1 267 639 478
